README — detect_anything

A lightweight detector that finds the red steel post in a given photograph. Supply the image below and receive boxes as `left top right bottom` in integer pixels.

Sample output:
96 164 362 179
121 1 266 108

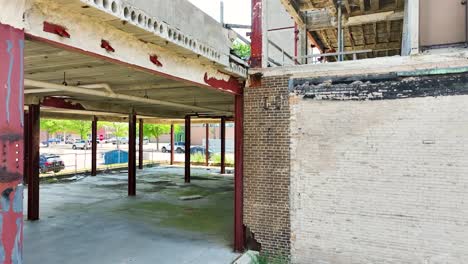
27 104 40 221
91 116 98 176
139 119 144 170
170 124 174 165
251 0 263 68
128 111 137 196
1 25 25 263
184 116 191 183
234 94 245 251
220 117 226 174
205 123 209 166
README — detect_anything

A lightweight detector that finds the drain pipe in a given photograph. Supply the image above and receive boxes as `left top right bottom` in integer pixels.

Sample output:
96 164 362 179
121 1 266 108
337 0 343 61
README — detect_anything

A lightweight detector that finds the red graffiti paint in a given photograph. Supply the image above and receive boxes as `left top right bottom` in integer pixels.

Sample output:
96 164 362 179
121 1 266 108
43 22 70 38
101 40 115 53
149 55 163 67
0 23 25 263
203 72 242 95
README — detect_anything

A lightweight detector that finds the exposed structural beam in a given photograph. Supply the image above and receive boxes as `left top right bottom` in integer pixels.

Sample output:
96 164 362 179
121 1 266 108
139 119 144 170
128 111 137 196
306 11 404 31
343 0 351 15
359 0 366 13
370 0 380 11
280 0 305 26
184 115 191 183
251 0 263 67
234 94 244 252
24 79 228 115
91 116 98 176
27 104 40 221
220 117 226 174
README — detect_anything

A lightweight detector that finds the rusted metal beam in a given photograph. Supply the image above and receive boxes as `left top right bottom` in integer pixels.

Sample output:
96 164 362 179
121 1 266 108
170 124 175 165
220 117 226 174
184 116 191 183
251 0 263 67
128 111 137 196
205 124 210 167
27 104 40 221
139 119 144 170
234 94 245 252
91 116 98 176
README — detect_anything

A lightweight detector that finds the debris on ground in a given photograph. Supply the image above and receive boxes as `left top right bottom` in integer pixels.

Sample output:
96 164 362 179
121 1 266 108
179 195 203 201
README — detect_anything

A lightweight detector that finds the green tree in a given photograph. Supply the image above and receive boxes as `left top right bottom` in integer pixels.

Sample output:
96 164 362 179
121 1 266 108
232 41 251 60
40 119 68 143
143 124 180 150
66 120 92 140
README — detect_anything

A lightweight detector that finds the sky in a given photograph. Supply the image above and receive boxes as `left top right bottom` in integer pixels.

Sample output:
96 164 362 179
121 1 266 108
188 0 251 38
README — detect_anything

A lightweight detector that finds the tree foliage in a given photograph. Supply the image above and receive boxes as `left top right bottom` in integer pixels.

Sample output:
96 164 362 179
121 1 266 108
232 41 251 60
66 120 91 139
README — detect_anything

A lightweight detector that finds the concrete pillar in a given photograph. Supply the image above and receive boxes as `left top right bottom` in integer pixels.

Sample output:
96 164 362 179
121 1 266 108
138 119 144 170
402 0 419 55
220 117 226 174
91 116 98 176
184 116 191 183
27 104 40 221
170 124 174 165
234 94 245 251
128 111 137 196
205 123 209 166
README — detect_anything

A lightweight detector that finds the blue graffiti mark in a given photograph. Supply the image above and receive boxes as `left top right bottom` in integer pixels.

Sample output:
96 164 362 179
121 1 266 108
0 215 4 263
6 40 14 123
12 186 22 213
12 218 23 264
19 40 24 127
0 188 12 212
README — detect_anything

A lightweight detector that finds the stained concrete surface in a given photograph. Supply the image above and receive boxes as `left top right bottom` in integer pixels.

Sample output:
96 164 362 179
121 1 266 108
24 166 238 264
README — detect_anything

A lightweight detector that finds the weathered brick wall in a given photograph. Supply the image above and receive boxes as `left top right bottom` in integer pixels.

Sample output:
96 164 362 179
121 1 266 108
290 95 468 264
243 76 291 257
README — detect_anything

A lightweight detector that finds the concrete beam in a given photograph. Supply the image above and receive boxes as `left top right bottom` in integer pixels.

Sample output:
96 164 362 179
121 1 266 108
280 0 305 26
306 11 404 31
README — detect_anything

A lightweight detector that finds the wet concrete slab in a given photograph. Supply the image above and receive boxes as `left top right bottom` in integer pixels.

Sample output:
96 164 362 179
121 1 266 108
24 166 238 264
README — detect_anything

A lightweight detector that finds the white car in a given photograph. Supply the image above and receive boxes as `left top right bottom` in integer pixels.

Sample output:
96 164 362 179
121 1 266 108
161 142 185 153
72 140 91 150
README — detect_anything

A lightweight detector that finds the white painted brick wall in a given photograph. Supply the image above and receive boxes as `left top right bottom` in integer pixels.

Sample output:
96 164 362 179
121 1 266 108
290 95 468 264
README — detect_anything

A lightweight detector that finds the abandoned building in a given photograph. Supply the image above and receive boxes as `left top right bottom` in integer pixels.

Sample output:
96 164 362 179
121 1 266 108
1 0 468 263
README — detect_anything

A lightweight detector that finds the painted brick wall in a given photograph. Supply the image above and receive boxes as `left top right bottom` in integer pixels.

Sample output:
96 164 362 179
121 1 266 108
243 76 291 257
290 95 468 264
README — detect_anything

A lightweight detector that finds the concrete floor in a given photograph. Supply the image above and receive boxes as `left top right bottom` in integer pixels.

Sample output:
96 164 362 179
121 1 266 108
24 166 238 264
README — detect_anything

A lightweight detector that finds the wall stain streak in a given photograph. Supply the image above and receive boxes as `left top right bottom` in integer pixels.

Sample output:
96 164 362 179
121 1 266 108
291 73 468 101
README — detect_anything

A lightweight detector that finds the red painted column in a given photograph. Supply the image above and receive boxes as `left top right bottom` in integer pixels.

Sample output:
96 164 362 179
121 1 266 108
0 24 25 263
128 111 137 196
27 104 40 221
138 119 144 170
220 117 226 174
205 123 209 166
91 116 98 176
234 94 245 251
184 116 191 183
251 0 263 68
170 124 174 165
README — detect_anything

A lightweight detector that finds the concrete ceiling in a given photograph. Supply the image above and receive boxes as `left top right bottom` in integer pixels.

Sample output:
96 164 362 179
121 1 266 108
25 39 235 119
282 0 405 60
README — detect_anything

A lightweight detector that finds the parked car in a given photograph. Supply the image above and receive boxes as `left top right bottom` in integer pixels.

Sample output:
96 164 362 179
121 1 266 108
47 138 61 144
39 154 65 174
161 142 185 153
72 140 91 150
136 137 150 145
190 146 212 157
112 137 128 145
65 138 80 144
104 137 116 144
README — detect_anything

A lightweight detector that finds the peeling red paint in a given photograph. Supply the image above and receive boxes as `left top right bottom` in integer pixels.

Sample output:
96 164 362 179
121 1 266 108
101 40 115 53
250 0 263 68
203 73 242 95
149 55 163 67
43 22 70 38
42 97 86 110
0 23 25 264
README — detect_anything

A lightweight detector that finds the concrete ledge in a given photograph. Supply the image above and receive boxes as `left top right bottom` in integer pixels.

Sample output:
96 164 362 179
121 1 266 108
232 251 259 264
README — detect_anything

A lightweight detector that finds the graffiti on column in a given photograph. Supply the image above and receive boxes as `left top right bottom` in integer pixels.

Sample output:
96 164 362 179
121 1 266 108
0 23 25 264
